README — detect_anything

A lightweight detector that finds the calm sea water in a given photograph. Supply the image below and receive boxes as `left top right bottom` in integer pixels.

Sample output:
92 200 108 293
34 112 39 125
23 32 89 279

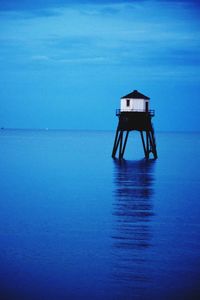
0 129 200 300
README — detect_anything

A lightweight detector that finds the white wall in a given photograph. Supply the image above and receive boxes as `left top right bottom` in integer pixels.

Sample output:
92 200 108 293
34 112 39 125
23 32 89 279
120 98 133 111
120 98 149 112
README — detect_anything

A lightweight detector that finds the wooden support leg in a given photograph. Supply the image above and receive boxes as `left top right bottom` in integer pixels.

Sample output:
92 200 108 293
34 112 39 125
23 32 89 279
119 131 124 160
148 122 158 159
112 130 130 160
121 131 129 159
140 131 147 158
149 130 158 159
112 129 120 158
145 131 150 159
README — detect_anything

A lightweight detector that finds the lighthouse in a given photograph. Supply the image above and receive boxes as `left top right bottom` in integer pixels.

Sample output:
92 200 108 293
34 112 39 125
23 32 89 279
112 90 158 159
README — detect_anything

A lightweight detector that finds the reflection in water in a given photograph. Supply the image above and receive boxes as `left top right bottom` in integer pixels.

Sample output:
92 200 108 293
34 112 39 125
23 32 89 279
112 159 155 299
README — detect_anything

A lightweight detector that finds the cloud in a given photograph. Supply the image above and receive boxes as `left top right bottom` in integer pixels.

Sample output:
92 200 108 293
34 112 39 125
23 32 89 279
0 0 143 12
30 54 109 64
31 55 50 61
53 56 108 64
0 0 199 12
0 1 200 81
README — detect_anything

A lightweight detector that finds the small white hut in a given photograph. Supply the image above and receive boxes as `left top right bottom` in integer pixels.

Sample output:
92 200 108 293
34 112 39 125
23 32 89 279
120 90 150 112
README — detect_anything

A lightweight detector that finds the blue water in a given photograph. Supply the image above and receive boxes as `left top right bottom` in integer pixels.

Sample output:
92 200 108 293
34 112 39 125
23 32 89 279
0 130 200 300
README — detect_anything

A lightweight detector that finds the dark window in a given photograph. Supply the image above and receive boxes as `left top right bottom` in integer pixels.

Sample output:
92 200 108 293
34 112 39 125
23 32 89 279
126 99 130 107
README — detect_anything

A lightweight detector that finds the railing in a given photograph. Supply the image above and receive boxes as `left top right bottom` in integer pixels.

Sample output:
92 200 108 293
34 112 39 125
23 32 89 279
116 109 155 117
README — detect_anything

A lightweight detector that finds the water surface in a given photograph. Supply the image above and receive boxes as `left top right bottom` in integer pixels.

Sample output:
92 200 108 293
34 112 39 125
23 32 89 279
0 130 200 299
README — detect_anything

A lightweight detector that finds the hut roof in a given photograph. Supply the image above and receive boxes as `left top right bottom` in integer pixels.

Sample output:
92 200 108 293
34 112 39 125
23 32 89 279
121 90 150 100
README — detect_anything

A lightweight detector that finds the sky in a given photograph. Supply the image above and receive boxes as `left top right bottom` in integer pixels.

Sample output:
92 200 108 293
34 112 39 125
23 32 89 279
0 0 200 131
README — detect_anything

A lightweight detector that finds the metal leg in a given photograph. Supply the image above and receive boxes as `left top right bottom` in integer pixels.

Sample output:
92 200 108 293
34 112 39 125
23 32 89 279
119 131 124 159
112 129 120 158
121 131 129 158
145 131 149 159
140 131 147 158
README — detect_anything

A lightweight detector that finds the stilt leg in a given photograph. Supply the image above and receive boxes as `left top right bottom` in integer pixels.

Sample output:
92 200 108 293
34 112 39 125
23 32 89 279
145 131 149 159
149 130 158 159
121 131 129 158
140 131 147 158
112 129 130 160
119 131 124 159
112 129 120 158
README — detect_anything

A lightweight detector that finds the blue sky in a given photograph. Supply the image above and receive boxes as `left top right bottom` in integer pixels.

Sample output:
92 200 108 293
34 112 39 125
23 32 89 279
0 0 200 131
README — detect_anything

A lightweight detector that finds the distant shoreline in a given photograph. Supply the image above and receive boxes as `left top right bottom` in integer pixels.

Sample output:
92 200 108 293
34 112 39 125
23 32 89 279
1 128 200 134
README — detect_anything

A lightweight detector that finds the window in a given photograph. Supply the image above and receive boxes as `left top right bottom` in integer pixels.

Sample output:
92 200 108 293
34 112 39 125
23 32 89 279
126 99 130 107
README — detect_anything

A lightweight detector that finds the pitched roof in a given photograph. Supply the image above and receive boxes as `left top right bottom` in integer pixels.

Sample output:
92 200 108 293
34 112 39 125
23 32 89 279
121 90 150 100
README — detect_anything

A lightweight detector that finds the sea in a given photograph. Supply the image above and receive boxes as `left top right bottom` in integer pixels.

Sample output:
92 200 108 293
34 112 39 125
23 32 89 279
0 129 200 300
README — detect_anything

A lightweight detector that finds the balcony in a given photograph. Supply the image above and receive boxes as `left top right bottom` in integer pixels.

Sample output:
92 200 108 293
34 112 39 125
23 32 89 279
116 109 155 117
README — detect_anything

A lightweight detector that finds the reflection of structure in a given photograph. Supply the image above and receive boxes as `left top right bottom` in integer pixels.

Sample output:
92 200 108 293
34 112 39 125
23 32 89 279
112 159 155 298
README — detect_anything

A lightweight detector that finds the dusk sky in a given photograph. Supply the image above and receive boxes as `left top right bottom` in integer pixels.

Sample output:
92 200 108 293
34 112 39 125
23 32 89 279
0 0 200 131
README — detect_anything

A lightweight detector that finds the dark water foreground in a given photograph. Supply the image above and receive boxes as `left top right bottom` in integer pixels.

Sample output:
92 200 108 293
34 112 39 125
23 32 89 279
0 130 200 300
